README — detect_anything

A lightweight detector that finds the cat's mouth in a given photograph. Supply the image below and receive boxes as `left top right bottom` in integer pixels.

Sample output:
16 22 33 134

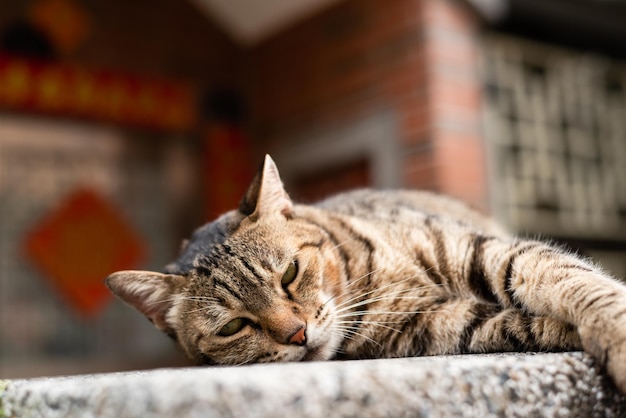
301 345 324 361
297 313 341 362
300 335 336 361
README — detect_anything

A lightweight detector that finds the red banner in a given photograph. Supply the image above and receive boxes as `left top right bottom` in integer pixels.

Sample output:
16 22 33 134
204 125 252 219
0 55 197 131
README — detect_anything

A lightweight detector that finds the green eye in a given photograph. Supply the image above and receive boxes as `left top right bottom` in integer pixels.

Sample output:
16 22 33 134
218 318 246 337
281 260 298 287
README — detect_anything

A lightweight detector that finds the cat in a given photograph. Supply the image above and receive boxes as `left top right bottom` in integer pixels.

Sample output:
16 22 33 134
106 155 626 393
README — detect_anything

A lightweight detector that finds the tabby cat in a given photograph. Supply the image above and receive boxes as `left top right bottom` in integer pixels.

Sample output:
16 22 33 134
106 155 626 393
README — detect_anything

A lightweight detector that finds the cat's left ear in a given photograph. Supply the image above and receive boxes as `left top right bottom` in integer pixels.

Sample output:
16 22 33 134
239 154 293 219
105 270 186 336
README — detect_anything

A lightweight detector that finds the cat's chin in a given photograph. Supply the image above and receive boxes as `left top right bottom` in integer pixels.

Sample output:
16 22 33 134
298 321 342 362
299 338 339 362
301 346 325 361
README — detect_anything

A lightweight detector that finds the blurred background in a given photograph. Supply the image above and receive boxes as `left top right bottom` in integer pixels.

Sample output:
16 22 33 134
0 0 625 378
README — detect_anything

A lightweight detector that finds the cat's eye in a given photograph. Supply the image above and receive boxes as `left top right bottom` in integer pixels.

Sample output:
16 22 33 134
281 260 299 287
218 318 246 337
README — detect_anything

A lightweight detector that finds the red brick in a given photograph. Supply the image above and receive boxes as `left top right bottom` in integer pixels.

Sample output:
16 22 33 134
425 41 479 71
421 0 478 33
430 81 482 111
399 104 431 144
248 0 489 210
433 135 489 209
404 151 438 190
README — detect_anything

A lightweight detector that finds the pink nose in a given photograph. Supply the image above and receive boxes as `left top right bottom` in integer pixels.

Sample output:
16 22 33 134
289 326 307 345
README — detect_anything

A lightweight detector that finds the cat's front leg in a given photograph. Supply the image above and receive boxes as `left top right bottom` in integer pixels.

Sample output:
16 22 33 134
474 237 626 392
466 309 581 354
563 275 626 392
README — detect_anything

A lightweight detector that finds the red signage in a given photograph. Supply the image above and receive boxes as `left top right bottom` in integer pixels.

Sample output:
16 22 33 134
0 55 197 131
24 188 146 317
204 125 252 218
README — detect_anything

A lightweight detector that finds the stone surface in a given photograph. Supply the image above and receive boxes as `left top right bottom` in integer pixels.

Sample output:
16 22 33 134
2 352 626 417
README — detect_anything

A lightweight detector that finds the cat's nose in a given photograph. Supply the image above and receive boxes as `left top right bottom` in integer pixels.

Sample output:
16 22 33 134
288 325 307 346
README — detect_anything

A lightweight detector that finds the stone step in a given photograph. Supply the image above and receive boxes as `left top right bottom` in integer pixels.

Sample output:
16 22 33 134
1 352 625 417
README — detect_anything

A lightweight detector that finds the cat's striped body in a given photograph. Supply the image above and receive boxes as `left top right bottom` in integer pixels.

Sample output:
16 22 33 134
296 189 582 359
107 156 626 393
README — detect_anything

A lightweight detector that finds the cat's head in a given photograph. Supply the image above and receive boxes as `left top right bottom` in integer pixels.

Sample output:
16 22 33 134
106 155 345 365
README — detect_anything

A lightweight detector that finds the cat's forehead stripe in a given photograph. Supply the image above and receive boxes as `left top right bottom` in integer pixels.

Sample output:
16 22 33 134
213 275 246 301
220 243 266 281
297 239 325 251
198 243 273 285
192 251 275 310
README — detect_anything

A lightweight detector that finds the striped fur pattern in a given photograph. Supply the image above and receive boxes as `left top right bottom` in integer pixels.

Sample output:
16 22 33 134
107 155 626 393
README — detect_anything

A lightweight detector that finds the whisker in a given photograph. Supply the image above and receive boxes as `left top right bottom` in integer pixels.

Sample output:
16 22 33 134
334 276 441 312
332 276 403 310
335 309 447 319
331 324 374 337
329 237 355 252
232 358 254 367
333 331 359 343
334 287 439 314
336 289 419 307
330 326 382 347
327 263 442 308
344 267 385 289
335 319 404 325
336 320 401 333
323 267 385 306
334 296 423 315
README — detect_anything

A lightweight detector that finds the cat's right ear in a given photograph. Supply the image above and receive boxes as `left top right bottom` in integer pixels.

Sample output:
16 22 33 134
105 270 185 336
239 154 292 219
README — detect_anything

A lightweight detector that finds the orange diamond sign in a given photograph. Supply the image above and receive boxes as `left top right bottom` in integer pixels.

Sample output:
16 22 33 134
25 188 145 317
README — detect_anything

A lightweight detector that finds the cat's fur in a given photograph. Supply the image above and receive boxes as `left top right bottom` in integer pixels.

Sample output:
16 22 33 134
107 155 626 392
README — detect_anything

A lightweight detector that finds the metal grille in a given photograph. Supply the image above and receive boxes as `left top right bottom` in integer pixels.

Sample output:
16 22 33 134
482 36 626 240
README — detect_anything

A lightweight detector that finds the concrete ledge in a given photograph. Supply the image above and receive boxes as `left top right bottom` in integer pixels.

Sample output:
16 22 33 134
2 352 626 417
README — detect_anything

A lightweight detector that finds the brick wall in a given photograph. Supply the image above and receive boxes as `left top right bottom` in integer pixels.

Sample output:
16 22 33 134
247 0 489 210
77 0 242 83
0 0 242 84
1 0 490 209
420 0 488 210
247 0 427 179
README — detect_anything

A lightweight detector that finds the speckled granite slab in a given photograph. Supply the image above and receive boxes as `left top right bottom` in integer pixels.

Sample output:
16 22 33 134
2 352 626 417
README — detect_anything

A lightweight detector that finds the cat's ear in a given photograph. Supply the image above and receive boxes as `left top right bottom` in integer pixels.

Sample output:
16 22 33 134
239 154 293 219
105 270 185 335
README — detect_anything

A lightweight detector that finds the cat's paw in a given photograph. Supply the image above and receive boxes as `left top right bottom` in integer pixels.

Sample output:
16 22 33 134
606 341 626 393
580 322 626 393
